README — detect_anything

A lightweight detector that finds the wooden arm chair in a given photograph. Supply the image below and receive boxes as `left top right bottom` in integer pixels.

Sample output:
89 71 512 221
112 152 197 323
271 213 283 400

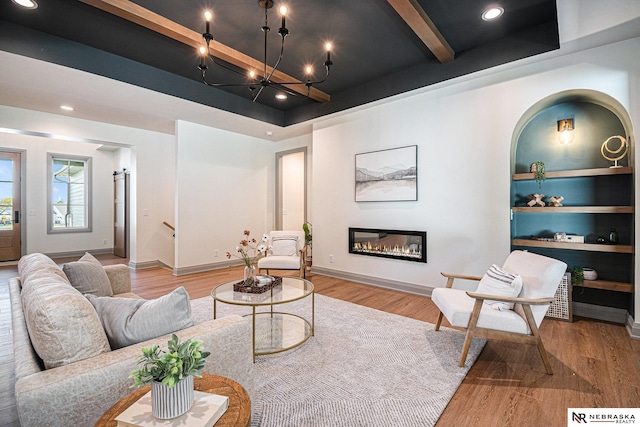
431 250 567 374
257 230 307 278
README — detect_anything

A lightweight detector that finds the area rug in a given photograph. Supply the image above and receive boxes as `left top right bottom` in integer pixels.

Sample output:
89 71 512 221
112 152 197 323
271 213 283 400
190 293 485 427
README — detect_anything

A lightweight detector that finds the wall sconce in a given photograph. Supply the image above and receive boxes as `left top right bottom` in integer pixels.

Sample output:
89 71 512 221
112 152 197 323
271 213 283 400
557 118 574 144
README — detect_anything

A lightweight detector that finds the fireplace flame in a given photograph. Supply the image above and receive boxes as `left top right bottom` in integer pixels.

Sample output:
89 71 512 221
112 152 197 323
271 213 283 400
353 241 422 259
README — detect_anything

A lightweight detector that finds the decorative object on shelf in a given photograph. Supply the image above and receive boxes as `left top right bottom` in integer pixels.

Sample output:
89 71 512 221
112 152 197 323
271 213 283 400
570 266 584 285
596 236 607 243
527 193 545 207
583 268 598 281
601 135 629 168
530 161 546 188
226 230 269 286
198 1 334 103
609 228 619 244
549 195 564 207
130 334 211 419
557 118 575 145
554 232 566 241
234 275 282 294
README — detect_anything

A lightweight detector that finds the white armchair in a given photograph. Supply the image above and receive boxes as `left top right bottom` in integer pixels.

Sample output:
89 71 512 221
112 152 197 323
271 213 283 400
257 230 307 278
431 250 567 374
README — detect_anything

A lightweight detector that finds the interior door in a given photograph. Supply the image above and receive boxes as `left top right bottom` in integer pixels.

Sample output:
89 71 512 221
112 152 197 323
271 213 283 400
0 151 21 261
113 170 129 258
276 149 306 230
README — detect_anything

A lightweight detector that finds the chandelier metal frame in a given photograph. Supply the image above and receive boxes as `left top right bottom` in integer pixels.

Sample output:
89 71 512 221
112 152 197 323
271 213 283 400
198 0 333 102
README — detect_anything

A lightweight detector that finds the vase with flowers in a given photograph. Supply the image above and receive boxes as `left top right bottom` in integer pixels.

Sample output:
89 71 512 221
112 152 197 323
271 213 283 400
226 230 268 285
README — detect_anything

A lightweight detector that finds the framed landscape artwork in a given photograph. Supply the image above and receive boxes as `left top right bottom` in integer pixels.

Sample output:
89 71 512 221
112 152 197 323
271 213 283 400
355 145 417 202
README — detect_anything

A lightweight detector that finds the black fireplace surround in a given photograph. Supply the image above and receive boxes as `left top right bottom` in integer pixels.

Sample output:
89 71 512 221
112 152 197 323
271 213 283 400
349 227 427 263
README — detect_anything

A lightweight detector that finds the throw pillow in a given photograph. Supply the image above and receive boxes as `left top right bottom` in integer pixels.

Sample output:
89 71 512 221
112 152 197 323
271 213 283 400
21 279 110 368
63 252 113 297
271 235 298 256
476 264 523 311
86 286 194 349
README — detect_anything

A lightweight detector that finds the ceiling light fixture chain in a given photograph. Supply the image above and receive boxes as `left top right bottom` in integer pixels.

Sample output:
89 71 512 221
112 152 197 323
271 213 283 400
197 0 333 102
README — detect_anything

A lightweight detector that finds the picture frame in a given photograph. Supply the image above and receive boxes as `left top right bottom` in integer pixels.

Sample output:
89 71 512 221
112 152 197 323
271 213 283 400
355 145 417 202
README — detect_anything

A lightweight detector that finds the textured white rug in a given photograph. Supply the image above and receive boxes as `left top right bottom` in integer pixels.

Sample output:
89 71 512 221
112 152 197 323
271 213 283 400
190 293 484 427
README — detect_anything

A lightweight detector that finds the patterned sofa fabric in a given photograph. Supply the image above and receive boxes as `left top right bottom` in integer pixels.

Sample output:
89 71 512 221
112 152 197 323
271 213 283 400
10 253 253 427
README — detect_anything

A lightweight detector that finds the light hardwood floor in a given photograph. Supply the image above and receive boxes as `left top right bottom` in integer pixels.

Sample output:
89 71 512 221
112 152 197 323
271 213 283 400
1 254 639 426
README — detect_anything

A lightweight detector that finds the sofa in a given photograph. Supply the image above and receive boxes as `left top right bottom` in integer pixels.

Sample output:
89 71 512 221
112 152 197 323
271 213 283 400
9 253 253 427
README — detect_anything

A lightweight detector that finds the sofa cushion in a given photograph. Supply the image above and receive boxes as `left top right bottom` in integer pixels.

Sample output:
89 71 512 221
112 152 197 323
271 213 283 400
21 278 111 369
476 264 523 311
18 252 70 287
63 252 113 297
86 286 194 349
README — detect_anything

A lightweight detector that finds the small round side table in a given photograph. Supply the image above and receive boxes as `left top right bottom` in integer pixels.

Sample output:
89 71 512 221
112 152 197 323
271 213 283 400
94 374 251 427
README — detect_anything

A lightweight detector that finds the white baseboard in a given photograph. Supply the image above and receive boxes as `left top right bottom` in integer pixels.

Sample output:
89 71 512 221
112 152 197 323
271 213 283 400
129 259 161 270
47 248 115 260
172 259 241 276
626 313 640 340
310 266 432 296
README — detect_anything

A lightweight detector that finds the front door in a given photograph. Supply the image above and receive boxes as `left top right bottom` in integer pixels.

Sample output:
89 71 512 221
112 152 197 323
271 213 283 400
0 151 21 261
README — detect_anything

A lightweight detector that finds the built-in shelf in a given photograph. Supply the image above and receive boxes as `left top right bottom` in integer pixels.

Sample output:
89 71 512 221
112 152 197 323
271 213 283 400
511 206 634 214
513 166 633 181
577 280 633 293
512 238 633 253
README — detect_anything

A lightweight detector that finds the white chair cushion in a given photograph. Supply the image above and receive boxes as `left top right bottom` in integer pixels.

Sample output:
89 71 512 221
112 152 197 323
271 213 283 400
258 255 301 270
431 287 530 334
271 236 298 256
476 264 523 311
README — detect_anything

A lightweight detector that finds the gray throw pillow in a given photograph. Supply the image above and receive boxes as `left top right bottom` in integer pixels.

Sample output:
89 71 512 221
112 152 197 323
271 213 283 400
63 252 113 297
86 286 194 349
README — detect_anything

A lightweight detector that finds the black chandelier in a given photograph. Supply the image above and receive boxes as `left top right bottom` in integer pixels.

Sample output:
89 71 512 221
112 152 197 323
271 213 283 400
198 0 333 103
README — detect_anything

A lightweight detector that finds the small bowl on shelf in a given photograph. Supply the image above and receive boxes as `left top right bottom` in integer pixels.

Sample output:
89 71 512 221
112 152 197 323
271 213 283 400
583 268 598 281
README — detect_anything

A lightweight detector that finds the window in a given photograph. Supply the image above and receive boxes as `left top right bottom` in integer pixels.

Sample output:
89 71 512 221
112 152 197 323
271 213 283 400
48 154 92 233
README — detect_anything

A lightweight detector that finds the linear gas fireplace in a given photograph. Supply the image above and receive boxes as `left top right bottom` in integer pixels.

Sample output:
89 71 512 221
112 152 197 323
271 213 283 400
349 227 427 263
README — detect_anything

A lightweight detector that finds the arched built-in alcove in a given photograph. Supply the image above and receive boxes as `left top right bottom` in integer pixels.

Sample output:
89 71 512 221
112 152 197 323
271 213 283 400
510 89 635 324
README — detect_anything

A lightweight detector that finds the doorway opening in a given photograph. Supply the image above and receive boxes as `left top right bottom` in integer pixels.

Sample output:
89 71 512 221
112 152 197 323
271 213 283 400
276 148 307 231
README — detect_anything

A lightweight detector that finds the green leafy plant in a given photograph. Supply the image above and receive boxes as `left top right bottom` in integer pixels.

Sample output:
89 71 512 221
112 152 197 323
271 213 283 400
570 266 584 285
531 161 546 189
302 222 312 247
129 334 210 388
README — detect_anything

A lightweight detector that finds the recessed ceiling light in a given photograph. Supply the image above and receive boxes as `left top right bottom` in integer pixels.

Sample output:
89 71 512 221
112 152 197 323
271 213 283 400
12 0 38 9
265 131 273 137
482 6 504 21
275 93 287 100
60 105 74 111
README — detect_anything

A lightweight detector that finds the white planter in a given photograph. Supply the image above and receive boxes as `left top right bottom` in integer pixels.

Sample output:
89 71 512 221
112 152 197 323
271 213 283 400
151 375 194 419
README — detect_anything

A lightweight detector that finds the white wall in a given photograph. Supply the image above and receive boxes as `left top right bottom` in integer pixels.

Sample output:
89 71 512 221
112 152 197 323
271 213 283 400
0 132 115 254
277 134 313 225
281 151 305 230
173 121 275 272
311 36 640 302
0 106 175 265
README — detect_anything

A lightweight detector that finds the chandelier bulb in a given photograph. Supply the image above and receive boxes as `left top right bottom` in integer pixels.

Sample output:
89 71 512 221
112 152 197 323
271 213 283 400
205 11 212 33
279 5 287 29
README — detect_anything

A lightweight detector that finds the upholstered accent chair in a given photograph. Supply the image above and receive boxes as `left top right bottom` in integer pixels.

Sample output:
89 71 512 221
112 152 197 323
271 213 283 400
257 230 307 278
431 250 567 374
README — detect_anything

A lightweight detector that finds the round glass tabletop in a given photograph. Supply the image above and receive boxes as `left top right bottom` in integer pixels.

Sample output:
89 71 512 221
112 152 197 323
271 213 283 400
211 276 314 306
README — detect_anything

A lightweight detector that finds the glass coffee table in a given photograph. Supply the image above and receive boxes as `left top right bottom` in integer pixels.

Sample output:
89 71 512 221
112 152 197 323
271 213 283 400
211 276 314 361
